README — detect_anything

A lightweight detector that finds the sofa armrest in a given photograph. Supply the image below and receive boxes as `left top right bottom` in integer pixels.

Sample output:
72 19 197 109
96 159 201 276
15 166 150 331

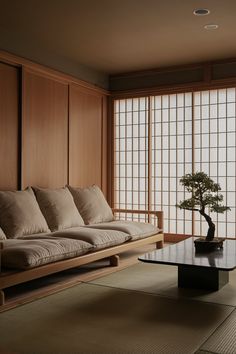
112 208 163 230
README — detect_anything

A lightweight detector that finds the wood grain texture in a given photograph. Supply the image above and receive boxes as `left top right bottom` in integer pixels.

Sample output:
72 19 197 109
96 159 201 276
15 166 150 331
0 62 19 190
0 50 108 96
22 69 68 188
69 84 104 189
102 95 108 197
107 96 114 205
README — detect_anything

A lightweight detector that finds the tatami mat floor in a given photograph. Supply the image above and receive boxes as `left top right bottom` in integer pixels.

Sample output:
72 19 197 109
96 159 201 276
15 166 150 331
0 243 235 354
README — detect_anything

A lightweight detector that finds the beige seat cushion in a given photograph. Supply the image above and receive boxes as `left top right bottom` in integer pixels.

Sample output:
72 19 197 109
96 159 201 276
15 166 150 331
0 227 6 240
53 227 130 250
33 187 84 232
86 220 160 240
68 185 114 225
0 188 50 239
1 236 92 270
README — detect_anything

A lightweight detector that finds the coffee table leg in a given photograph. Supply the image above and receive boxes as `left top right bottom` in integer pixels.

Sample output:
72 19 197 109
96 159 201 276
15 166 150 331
178 265 229 291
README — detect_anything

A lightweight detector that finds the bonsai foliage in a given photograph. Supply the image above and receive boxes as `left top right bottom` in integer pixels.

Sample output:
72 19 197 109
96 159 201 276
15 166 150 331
176 172 230 241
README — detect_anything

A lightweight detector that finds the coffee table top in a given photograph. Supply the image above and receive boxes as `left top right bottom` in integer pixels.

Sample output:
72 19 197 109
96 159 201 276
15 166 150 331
139 238 236 271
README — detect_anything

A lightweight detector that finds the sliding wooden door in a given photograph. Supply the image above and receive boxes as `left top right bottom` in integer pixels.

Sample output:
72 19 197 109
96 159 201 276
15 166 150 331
22 69 68 188
0 62 19 190
69 85 107 194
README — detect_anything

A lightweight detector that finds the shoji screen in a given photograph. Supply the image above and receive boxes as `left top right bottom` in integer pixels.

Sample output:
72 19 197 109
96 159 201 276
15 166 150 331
114 97 149 221
114 88 236 239
151 93 192 235
193 88 236 238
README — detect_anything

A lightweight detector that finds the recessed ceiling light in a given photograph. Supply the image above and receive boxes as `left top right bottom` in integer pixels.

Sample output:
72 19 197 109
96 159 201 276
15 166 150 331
204 24 219 30
193 8 210 16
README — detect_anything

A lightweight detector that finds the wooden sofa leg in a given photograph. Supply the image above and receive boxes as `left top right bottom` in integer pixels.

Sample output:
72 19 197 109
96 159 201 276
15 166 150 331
156 240 164 249
0 290 5 306
110 255 120 267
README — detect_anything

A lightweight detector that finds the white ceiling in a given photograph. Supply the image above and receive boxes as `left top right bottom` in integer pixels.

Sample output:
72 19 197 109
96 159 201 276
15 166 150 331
0 0 236 75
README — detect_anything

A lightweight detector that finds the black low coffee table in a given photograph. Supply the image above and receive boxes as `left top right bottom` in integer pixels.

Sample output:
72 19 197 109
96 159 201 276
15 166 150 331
139 238 236 291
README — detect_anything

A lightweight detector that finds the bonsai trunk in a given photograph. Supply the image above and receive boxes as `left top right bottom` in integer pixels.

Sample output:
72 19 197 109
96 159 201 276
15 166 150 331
199 210 215 241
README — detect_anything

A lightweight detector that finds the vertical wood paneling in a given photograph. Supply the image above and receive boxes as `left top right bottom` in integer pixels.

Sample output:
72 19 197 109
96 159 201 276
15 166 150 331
0 62 19 190
0 53 108 194
69 85 104 189
107 97 114 206
22 69 68 188
102 95 108 197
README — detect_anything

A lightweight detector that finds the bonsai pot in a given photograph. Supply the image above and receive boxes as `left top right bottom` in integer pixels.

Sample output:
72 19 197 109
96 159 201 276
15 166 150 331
194 237 225 253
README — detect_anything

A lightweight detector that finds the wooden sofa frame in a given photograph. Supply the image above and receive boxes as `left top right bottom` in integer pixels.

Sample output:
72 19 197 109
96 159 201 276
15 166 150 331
0 209 164 306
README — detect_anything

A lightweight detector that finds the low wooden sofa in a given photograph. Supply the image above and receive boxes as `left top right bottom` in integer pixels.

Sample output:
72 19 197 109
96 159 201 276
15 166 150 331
0 186 163 306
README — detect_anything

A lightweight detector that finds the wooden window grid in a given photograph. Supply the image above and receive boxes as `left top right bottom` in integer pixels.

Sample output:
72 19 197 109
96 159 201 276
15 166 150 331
113 88 236 239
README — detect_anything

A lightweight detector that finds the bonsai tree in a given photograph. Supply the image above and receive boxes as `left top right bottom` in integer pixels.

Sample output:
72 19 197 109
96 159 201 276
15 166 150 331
176 172 230 241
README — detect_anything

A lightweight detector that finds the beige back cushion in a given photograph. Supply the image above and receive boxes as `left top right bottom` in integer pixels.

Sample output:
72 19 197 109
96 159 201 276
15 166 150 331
33 187 84 232
0 187 50 239
68 185 114 225
0 227 6 240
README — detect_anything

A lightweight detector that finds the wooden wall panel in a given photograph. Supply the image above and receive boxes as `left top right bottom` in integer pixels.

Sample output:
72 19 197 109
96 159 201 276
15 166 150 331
101 95 108 197
22 70 68 188
69 85 105 189
0 62 19 190
0 51 109 193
